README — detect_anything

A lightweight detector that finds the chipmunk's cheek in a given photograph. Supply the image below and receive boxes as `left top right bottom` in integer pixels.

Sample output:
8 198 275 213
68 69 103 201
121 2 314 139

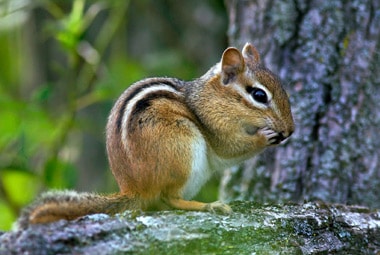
243 124 259 136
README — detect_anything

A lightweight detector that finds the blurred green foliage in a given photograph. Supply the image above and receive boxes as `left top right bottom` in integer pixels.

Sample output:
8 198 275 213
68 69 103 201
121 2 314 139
0 0 227 230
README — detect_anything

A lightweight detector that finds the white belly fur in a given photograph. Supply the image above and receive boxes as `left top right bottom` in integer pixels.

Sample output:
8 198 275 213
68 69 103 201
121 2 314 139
181 135 246 200
182 137 210 200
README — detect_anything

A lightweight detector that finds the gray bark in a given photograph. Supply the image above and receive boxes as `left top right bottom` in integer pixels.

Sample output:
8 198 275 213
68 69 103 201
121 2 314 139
221 0 380 208
1 202 379 254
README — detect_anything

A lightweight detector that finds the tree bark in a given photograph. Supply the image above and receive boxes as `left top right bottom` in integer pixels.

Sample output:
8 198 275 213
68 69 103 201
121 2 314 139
221 0 380 208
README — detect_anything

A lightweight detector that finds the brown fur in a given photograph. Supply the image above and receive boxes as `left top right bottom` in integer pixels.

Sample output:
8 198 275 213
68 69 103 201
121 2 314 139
18 43 294 228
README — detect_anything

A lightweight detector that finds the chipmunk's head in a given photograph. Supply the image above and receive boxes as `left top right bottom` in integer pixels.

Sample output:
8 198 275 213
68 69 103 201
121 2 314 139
220 43 295 144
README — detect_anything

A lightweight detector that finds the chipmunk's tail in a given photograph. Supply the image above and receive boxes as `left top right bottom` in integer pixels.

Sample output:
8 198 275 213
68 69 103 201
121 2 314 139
16 190 139 229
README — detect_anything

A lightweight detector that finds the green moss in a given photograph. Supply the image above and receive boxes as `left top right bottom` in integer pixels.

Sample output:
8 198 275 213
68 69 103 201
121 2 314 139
2 201 379 254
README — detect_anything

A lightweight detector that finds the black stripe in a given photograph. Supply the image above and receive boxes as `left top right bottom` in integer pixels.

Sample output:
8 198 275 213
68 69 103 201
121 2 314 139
128 91 182 133
115 78 182 133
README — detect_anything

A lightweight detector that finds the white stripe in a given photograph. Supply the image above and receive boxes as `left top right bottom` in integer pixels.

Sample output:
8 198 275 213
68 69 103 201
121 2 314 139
232 80 273 110
121 84 181 150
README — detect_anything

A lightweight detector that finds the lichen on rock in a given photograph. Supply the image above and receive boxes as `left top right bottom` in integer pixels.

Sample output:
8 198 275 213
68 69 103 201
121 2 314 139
0 201 379 254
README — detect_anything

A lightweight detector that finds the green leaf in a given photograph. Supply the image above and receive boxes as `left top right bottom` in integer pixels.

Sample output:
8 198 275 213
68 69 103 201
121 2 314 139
0 201 15 231
1 169 39 206
55 0 85 51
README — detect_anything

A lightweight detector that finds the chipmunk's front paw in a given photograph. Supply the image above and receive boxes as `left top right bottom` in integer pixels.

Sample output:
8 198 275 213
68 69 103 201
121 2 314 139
258 127 283 145
204 201 232 214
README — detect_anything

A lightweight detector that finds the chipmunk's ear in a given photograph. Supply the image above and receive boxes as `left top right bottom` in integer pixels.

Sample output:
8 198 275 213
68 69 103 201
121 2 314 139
242 42 261 67
221 47 244 85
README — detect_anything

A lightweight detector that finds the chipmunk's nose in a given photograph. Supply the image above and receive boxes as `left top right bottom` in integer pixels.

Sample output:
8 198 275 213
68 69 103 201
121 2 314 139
278 132 285 142
278 130 294 142
270 131 289 145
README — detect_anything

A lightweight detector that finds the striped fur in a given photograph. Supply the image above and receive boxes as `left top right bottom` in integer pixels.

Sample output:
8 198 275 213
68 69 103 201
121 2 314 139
19 43 294 227
114 78 184 133
106 43 294 212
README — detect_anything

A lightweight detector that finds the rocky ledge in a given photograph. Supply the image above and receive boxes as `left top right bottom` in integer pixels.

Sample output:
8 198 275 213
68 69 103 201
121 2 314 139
0 201 379 254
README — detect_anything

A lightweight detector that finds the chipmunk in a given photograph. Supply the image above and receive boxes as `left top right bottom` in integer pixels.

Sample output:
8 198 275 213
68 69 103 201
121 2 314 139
17 43 294 228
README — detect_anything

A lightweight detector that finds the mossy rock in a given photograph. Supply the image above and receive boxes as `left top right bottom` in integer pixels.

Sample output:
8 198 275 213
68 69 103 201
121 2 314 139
0 201 379 254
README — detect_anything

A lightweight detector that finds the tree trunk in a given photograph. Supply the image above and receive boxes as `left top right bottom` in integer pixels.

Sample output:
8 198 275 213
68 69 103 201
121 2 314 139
221 0 380 208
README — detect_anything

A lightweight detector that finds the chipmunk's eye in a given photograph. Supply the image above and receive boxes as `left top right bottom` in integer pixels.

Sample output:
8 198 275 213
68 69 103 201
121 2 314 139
249 87 268 104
